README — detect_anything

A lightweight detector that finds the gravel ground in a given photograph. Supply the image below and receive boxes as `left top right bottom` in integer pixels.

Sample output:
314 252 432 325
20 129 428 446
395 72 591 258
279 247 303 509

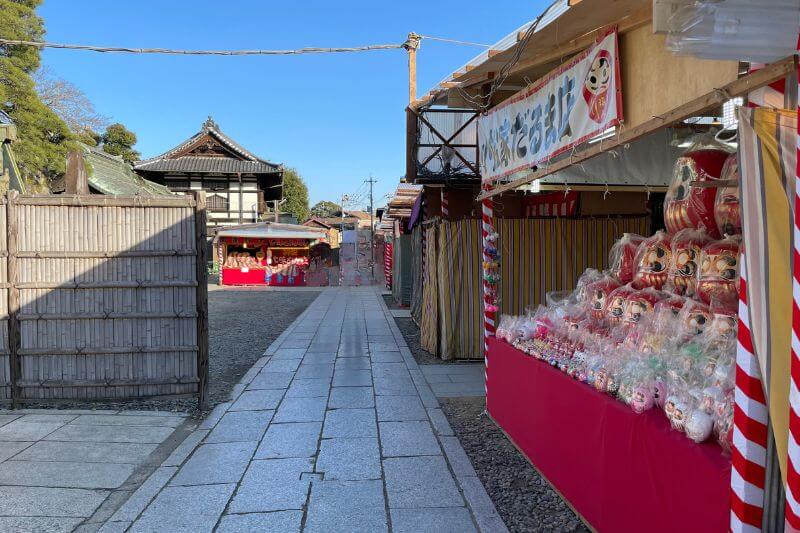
441 397 588 533
382 293 448 365
24 287 320 417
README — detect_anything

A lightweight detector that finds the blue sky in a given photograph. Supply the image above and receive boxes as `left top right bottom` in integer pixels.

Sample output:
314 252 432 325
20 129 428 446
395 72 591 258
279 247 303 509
38 1 547 208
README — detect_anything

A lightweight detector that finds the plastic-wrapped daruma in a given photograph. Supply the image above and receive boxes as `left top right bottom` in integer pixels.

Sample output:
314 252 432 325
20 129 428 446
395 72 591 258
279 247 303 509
664 149 729 238
605 285 636 326
714 154 741 237
632 231 672 290
697 237 741 310
586 277 621 321
666 228 712 297
609 233 646 284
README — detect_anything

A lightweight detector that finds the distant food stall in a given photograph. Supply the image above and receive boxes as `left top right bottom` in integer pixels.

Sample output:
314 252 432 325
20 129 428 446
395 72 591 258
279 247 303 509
213 222 326 286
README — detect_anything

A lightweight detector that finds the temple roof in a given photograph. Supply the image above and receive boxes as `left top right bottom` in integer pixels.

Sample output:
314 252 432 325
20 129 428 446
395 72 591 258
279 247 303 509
85 145 173 196
134 117 281 175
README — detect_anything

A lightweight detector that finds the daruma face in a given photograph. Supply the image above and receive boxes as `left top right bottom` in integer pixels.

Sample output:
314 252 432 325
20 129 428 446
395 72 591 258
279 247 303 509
634 235 671 290
664 150 729 237
669 243 701 295
697 241 739 307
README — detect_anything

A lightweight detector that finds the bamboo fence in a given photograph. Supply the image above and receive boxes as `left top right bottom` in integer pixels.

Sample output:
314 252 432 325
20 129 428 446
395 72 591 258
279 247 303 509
2 191 209 406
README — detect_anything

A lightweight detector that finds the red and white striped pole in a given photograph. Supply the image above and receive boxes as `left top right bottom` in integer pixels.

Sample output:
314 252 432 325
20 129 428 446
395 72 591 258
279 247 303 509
731 259 769 532
441 188 449 219
481 184 496 361
784 44 800 529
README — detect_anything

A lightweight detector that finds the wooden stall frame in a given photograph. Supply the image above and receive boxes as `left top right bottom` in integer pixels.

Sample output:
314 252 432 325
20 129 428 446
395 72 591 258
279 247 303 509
477 56 797 200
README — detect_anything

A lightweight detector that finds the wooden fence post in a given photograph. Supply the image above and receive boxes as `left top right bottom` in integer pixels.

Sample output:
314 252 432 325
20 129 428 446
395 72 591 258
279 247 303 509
6 191 20 408
193 191 210 410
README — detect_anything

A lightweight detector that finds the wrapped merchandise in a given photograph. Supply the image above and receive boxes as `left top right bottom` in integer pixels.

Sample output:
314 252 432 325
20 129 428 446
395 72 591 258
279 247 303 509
678 299 712 337
622 288 664 327
632 231 672 289
714 154 741 236
574 268 603 306
609 233 646 284
664 149 729 237
605 285 636 326
586 277 621 321
697 237 741 310
666 228 712 296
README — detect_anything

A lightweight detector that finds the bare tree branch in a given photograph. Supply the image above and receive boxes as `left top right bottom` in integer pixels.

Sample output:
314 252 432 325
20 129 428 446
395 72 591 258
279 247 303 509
33 66 109 134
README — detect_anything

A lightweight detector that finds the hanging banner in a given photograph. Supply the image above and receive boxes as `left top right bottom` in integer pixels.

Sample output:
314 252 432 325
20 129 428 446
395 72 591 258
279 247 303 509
478 28 623 183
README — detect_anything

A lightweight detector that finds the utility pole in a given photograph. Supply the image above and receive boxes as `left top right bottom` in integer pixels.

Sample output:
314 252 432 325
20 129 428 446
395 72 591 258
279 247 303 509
340 194 349 246
365 175 377 280
404 33 421 104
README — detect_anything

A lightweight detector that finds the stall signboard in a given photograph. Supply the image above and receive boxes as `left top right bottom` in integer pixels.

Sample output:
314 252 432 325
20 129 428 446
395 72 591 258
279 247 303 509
478 28 622 183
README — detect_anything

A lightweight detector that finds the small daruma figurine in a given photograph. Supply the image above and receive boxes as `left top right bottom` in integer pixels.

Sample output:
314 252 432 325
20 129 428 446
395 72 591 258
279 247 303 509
609 233 645 284
587 278 621 321
667 229 711 297
633 231 672 290
605 285 635 326
664 149 729 237
678 300 712 337
697 238 740 309
714 154 741 237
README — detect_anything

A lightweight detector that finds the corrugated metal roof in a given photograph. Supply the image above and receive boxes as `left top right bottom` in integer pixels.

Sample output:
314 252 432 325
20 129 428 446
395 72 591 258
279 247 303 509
134 156 280 174
85 146 173 196
215 222 326 241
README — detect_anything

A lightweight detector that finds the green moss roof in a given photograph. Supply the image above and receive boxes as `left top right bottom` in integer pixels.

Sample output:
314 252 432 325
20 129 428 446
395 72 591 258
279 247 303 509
84 146 173 196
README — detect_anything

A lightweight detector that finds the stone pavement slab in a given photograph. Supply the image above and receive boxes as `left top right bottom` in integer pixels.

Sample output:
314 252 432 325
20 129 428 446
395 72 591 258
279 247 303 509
0 459 134 489
322 408 377 438
255 422 321 459
229 458 313 513
274 396 327 422
131 483 235 533
205 410 273 443
13 440 157 464
45 423 174 444
0 516 84 532
329 386 374 408
384 455 463 508
391 507 478 533
379 420 441 457
216 511 303 533
229 389 284 411
304 479 388 533
285 378 330 398
170 441 256 486
317 437 381 481
0 485 109 517
376 395 427 421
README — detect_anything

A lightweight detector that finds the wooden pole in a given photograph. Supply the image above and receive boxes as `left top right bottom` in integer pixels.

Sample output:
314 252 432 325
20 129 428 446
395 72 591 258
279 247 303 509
65 151 89 194
192 191 210 410
405 33 421 104
6 191 20 407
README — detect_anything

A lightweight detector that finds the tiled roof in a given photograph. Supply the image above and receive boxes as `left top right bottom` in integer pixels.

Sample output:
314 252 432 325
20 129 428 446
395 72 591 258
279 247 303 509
85 146 173 196
134 156 279 174
0 110 13 125
134 117 281 175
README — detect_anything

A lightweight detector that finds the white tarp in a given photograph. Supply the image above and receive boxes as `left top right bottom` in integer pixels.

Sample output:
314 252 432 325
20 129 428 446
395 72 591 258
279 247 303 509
478 29 622 182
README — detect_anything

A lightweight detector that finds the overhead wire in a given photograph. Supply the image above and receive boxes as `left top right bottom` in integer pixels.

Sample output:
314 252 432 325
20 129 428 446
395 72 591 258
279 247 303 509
0 33 488 57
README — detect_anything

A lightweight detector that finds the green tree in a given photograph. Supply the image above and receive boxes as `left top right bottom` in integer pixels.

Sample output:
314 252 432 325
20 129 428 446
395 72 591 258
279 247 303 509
101 123 140 164
0 0 76 191
310 200 341 218
282 167 310 222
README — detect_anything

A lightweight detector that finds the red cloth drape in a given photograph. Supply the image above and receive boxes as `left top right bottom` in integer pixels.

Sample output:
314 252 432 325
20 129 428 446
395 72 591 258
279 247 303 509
486 338 731 533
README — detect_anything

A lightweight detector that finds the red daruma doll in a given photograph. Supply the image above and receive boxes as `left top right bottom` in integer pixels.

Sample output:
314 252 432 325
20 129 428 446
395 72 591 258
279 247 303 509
714 154 741 237
667 228 711 297
632 231 672 290
609 233 645 284
583 49 613 123
586 277 621 321
697 238 741 310
606 285 635 326
664 149 729 238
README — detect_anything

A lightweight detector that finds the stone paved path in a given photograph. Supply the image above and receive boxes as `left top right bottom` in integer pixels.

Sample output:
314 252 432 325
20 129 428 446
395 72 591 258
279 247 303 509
111 287 507 532
0 409 187 532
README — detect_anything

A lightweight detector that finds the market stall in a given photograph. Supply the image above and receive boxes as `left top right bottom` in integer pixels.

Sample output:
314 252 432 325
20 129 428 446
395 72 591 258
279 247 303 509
406 0 799 529
213 222 326 286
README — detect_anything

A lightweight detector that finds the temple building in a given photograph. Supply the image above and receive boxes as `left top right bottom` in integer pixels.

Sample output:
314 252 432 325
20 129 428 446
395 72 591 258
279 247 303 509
134 117 283 227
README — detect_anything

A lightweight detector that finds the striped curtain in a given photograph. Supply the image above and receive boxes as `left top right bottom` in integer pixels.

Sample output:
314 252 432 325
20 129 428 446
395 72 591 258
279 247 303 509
420 225 440 355
438 219 484 360
498 217 650 315
740 107 797 484
418 216 650 360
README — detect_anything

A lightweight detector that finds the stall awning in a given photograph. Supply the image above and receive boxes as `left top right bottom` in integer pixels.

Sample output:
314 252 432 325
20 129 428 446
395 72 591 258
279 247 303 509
213 222 326 241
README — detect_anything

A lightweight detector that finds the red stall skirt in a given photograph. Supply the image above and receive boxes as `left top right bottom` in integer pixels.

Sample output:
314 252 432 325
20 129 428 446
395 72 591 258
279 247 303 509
486 337 731 533
221 268 306 286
